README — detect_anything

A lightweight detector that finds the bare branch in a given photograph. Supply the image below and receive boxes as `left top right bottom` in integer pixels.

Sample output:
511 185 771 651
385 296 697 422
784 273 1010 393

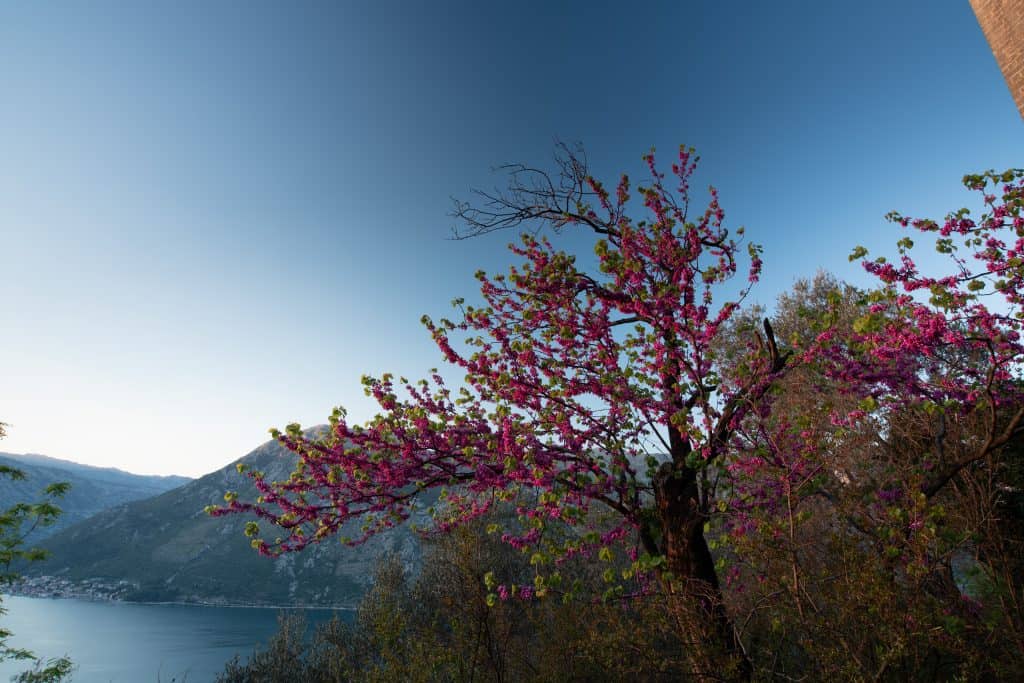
450 141 621 240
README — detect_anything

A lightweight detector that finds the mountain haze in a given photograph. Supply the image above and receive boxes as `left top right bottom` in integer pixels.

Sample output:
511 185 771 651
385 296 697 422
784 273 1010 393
27 434 423 607
0 452 190 540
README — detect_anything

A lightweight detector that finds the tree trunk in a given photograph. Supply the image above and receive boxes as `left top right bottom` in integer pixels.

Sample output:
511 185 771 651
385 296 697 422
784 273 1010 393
655 462 752 681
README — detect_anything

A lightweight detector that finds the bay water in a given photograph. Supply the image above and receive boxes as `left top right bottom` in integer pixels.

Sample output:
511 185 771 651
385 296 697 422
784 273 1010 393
0 595 351 682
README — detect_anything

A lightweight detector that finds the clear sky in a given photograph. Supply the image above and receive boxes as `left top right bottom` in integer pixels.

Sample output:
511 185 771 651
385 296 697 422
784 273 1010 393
1 1 1022 477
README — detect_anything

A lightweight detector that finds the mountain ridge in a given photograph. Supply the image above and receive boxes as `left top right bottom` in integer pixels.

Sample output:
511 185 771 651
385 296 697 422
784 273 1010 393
23 433 424 607
0 452 192 541
1 452 190 486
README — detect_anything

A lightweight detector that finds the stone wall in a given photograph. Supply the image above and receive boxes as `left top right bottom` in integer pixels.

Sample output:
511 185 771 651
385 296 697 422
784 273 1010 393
970 0 1024 119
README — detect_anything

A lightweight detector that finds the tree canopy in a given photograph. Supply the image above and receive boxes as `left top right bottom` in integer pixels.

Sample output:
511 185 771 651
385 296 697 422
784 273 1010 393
0 423 73 683
214 150 1024 680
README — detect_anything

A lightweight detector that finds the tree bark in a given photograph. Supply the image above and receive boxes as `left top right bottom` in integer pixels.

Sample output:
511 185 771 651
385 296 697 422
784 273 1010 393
654 461 751 681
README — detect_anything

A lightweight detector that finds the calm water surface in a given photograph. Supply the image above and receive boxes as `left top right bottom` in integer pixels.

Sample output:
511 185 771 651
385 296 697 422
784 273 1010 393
0 595 350 682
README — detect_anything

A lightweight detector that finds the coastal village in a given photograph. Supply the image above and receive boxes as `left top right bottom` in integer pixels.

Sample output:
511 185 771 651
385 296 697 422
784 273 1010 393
7 575 136 602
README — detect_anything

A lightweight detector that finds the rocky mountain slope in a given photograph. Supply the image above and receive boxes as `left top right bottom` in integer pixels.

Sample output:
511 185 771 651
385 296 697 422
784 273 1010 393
26 434 424 607
0 452 190 540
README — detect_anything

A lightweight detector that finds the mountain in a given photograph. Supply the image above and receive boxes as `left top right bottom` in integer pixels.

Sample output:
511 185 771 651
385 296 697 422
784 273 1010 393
0 452 191 541
24 434 424 607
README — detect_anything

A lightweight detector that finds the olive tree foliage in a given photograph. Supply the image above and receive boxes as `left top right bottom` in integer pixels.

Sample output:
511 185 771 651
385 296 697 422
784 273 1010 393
217 510 690 683
0 422 74 683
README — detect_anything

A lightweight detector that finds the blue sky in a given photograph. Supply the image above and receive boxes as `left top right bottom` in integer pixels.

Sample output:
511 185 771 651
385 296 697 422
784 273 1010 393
1 1 1021 477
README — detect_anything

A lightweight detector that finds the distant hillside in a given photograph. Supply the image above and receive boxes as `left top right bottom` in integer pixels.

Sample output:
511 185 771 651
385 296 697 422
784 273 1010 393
27 434 424 607
0 452 191 541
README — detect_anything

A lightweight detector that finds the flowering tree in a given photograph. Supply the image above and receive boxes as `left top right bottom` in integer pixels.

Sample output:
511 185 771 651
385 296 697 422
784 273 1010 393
840 168 1024 657
840 169 1024 497
727 167 1024 558
718 169 1024 677
213 145 789 678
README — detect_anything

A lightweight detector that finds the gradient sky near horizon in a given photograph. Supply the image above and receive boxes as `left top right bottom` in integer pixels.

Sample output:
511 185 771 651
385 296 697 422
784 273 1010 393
1 1 1022 477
